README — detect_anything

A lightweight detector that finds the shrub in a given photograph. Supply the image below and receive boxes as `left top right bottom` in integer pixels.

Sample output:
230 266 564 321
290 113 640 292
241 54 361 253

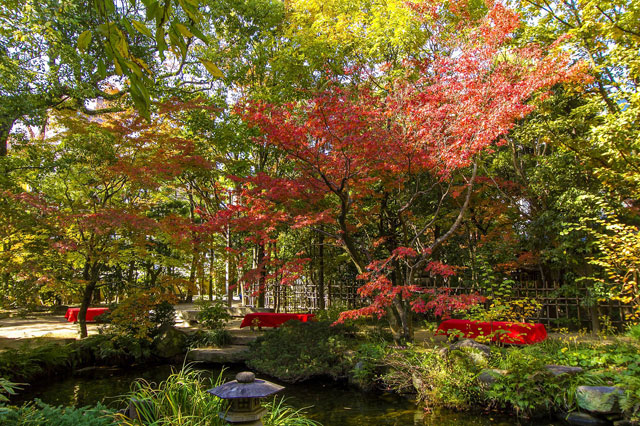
351 342 388 389
0 334 155 384
149 301 176 332
485 349 565 417
0 378 21 403
0 400 115 426
247 320 359 382
314 300 350 322
105 291 177 340
0 342 69 383
195 299 231 330
381 346 482 410
627 323 640 341
187 329 232 348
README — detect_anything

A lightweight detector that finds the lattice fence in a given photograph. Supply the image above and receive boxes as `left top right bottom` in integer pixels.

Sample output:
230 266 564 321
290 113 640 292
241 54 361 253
242 270 633 330
419 270 633 330
242 277 361 313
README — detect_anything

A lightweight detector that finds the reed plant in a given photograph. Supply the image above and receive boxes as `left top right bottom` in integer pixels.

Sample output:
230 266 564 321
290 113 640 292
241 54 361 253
263 398 321 426
115 366 226 426
115 365 322 426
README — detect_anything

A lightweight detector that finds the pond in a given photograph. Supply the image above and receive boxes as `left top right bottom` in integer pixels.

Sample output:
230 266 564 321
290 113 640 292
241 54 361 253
12 364 556 425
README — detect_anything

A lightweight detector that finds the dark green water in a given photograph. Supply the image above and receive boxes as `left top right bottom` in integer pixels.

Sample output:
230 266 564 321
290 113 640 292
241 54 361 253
12 364 560 426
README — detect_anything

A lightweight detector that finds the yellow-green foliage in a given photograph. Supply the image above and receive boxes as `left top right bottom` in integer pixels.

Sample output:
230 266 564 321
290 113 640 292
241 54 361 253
107 290 177 340
286 0 427 63
567 199 640 323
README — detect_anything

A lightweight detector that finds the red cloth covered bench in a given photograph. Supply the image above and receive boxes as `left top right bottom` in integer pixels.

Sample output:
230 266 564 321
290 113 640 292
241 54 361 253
436 319 547 345
240 313 316 329
64 307 109 323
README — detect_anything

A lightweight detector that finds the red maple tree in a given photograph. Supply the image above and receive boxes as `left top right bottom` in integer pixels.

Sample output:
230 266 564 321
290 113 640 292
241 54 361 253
211 0 587 342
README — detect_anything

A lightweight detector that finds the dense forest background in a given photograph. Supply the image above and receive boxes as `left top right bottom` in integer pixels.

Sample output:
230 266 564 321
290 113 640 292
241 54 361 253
1 0 638 338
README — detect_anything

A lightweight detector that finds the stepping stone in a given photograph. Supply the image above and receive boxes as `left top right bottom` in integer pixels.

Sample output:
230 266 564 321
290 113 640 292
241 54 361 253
230 334 258 345
187 345 249 363
544 365 583 376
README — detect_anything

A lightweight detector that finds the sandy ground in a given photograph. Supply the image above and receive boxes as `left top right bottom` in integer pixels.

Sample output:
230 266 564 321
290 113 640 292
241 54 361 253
0 307 254 351
0 314 99 350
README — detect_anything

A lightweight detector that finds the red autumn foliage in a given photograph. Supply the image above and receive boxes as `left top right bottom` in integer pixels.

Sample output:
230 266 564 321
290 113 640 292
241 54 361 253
206 0 587 336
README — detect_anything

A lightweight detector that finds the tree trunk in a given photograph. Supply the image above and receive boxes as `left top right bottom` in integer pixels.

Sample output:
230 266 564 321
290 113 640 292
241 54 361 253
209 248 214 301
78 261 100 338
187 253 197 303
317 230 325 310
386 296 413 345
225 226 233 307
0 116 16 157
257 244 266 308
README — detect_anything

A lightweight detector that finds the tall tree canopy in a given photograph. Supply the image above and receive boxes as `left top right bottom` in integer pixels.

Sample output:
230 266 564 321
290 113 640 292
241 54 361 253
210 0 587 342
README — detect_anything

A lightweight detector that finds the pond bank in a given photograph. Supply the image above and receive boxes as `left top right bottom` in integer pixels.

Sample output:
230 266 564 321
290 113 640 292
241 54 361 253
10 362 526 425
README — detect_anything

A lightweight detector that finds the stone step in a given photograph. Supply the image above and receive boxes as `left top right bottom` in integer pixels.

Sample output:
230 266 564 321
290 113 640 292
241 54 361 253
230 334 258 345
187 345 249 363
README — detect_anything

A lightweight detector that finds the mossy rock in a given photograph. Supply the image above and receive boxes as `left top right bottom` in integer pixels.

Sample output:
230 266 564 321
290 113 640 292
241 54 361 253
576 386 624 414
152 325 187 359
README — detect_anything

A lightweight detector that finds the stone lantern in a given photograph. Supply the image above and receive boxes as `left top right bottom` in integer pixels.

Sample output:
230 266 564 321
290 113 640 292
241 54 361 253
207 371 284 426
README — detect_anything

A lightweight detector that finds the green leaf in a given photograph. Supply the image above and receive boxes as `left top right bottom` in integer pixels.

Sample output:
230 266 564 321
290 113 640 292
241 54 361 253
200 59 224 78
156 27 168 56
97 60 106 78
168 25 187 58
77 30 92 52
146 1 159 22
184 22 208 43
175 23 194 38
131 20 153 38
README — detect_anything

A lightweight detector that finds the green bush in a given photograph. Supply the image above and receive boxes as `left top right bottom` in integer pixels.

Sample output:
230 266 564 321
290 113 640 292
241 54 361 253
187 329 232 348
626 323 640 341
486 349 568 416
351 342 388 389
0 400 115 426
381 346 482 410
313 301 350 322
484 337 639 418
0 342 69 383
0 334 154 383
0 378 21 403
149 301 176 335
195 299 231 330
247 320 359 383
104 293 177 340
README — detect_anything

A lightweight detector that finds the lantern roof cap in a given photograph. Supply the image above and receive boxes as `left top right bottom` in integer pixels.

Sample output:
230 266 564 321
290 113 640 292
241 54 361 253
207 371 284 399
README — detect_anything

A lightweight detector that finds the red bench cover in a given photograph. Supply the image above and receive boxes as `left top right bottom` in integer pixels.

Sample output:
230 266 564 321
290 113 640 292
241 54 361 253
64 307 110 323
240 313 316 328
436 319 547 344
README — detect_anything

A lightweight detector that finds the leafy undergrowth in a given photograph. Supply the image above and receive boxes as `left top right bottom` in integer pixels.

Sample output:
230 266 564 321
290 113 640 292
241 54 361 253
246 320 361 383
0 334 153 384
0 400 115 426
503 336 640 420
374 334 640 421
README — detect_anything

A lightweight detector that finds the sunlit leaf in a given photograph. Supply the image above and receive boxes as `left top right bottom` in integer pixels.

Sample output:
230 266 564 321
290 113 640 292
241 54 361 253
77 30 92 52
200 60 224 78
